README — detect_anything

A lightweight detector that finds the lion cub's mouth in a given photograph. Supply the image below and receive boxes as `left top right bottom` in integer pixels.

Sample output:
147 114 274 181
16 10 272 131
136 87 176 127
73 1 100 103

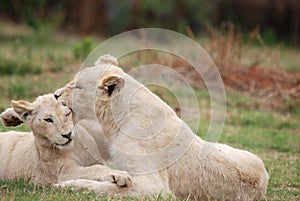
55 139 72 147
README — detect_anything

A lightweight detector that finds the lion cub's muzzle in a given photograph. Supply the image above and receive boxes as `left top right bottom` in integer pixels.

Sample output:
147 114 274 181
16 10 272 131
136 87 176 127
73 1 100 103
61 132 72 140
55 131 74 147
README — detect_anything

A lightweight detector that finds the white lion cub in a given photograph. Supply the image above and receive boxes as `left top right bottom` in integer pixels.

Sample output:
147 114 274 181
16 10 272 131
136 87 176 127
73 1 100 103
55 55 269 200
0 94 131 186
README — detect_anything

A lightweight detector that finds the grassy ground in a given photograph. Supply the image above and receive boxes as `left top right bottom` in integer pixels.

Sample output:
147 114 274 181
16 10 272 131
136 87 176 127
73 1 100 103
0 21 299 200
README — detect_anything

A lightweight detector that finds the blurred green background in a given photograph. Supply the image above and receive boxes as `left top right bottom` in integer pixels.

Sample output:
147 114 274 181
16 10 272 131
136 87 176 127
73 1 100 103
0 0 299 45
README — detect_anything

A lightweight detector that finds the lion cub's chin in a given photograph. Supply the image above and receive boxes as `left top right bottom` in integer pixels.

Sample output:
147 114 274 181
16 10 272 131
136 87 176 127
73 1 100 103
54 140 74 150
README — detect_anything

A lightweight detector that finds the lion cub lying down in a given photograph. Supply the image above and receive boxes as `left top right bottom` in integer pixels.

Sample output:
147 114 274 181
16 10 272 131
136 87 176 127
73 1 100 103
55 56 269 200
0 94 131 186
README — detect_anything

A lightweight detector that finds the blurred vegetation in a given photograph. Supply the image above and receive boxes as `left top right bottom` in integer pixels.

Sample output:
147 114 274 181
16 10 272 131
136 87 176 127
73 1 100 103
107 0 219 34
0 0 299 46
72 37 93 60
0 56 41 75
261 28 279 47
0 0 67 30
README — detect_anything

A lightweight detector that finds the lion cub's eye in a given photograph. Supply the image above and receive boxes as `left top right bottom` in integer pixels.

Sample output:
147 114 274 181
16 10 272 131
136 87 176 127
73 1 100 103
65 111 71 117
44 118 53 123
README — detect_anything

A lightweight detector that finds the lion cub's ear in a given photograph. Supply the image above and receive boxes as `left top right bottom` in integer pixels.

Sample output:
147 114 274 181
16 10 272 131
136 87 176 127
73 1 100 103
97 75 125 101
11 100 34 122
94 54 119 66
0 108 24 127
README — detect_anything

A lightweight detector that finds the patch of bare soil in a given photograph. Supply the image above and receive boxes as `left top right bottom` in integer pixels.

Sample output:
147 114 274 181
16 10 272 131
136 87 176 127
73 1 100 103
223 67 300 104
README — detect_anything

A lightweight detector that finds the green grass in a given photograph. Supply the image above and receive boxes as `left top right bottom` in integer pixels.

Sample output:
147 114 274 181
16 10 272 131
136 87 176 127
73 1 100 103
0 179 91 201
0 180 176 201
0 21 299 200
0 179 125 201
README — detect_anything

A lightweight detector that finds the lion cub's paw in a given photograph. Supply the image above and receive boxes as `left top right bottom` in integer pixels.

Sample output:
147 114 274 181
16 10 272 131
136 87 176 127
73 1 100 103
105 170 132 187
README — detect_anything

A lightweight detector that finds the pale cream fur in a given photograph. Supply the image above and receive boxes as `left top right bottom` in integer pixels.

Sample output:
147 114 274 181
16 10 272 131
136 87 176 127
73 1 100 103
0 94 131 186
55 55 269 200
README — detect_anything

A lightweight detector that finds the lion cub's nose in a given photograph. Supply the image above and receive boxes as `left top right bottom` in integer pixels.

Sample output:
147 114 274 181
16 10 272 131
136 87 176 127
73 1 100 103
54 93 61 100
62 132 71 139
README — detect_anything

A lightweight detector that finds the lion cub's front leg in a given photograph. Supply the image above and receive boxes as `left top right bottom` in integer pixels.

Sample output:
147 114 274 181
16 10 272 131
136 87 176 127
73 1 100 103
60 164 131 187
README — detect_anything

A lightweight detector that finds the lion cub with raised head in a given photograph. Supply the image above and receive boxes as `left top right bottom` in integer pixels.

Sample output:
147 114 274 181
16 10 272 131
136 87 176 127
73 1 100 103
0 94 131 186
55 55 269 200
